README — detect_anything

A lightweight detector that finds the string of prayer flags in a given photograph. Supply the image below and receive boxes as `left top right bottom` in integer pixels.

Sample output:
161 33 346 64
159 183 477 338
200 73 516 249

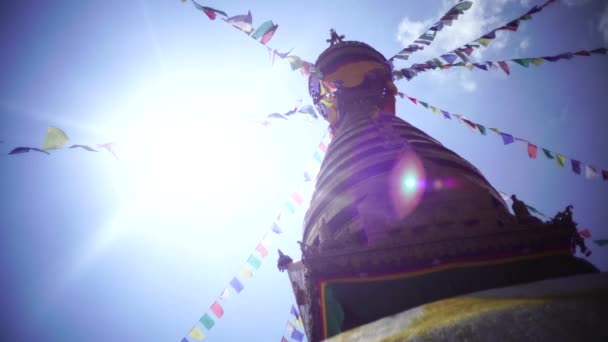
199 313 215 330
219 288 230 300
281 305 306 342
397 0 558 79
97 142 119 160
188 326 206 341
247 254 262 270
210 301 224 318
399 92 608 182
388 1 473 62
394 48 606 81
230 277 244 293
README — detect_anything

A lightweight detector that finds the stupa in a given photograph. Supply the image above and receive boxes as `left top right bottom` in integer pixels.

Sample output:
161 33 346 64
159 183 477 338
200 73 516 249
282 33 602 341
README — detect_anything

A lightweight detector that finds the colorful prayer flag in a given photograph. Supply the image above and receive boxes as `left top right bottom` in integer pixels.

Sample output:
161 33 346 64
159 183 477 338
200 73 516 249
441 110 451 119
542 148 554 159
290 304 300 319
260 24 279 45
303 171 311 182
571 160 581 175
476 124 486 135
191 1 228 20
42 126 69 150
500 132 514 145
419 101 429 108
313 151 322 163
285 200 296 214
498 61 510 75
256 243 268 258
585 165 599 179
513 58 530 67
556 154 566 167
247 254 262 270
189 326 205 340
210 301 224 318
219 288 229 300
199 313 215 330
579 229 591 238
291 329 305 342
240 266 253 278
407 96 417 104
527 143 538 159
251 21 274 40
225 11 254 34
229 277 244 293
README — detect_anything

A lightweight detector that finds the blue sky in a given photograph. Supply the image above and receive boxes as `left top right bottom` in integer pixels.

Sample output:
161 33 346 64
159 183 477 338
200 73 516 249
0 0 607 341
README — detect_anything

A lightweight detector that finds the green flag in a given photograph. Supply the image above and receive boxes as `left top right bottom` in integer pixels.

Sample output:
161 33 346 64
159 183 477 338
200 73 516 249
513 59 530 67
476 124 486 135
42 126 69 150
419 101 429 108
251 20 274 40
542 148 554 159
247 254 262 270
199 313 215 330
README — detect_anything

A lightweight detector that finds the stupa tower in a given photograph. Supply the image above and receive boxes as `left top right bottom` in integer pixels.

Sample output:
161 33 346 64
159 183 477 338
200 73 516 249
283 35 601 341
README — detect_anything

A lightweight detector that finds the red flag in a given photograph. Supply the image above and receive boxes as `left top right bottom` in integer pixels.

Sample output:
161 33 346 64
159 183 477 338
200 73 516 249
319 142 328 153
210 301 224 318
256 243 268 258
291 191 303 206
407 96 417 104
579 228 591 238
281 338 289 342
462 119 477 130
498 61 510 75
260 24 279 45
527 143 538 158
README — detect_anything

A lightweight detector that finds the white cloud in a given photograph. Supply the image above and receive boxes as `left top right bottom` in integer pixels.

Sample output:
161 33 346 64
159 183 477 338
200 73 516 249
520 0 531 7
519 37 530 50
599 4 608 43
460 73 477 93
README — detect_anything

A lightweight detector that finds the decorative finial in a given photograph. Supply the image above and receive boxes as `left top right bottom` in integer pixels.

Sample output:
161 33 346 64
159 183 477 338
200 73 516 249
277 249 293 272
326 28 345 46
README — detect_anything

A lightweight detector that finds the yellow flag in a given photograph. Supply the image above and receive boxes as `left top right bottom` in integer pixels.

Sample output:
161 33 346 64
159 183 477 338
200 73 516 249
530 58 545 66
240 266 253 278
42 126 69 150
430 106 439 114
556 154 566 167
464 63 475 71
296 317 304 327
189 326 205 341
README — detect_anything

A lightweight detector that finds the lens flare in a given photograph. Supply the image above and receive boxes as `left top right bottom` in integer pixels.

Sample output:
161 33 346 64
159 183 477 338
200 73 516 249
389 150 426 219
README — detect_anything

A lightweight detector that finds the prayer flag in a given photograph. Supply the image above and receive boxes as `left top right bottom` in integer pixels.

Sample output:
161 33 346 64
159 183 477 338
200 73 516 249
272 222 283 234
313 151 322 163
247 255 262 270
69 144 98 152
229 277 244 293
97 142 119 159
256 243 268 258
199 313 215 330
513 59 530 67
602 169 608 181
593 239 608 246
440 54 458 64
498 61 510 75
290 304 300 319
571 160 581 175
295 317 304 327
251 21 275 40
189 326 205 340
530 58 545 66
225 11 253 34
475 38 491 47
500 132 514 145
585 165 599 179
285 56 305 70
303 171 311 182
42 126 69 150
430 106 440 114
556 154 566 167
285 200 296 214
441 110 451 119
579 229 591 238
210 301 224 318
476 124 486 135
291 191 303 206
8 147 50 155
419 101 429 108
261 233 273 246
527 143 538 158
462 119 477 130
281 338 289 342
260 24 279 45
542 148 554 159
240 266 253 278
407 96 417 104
219 288 229 300
489 128 500 134
319 142 328 153
291 329 305 342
